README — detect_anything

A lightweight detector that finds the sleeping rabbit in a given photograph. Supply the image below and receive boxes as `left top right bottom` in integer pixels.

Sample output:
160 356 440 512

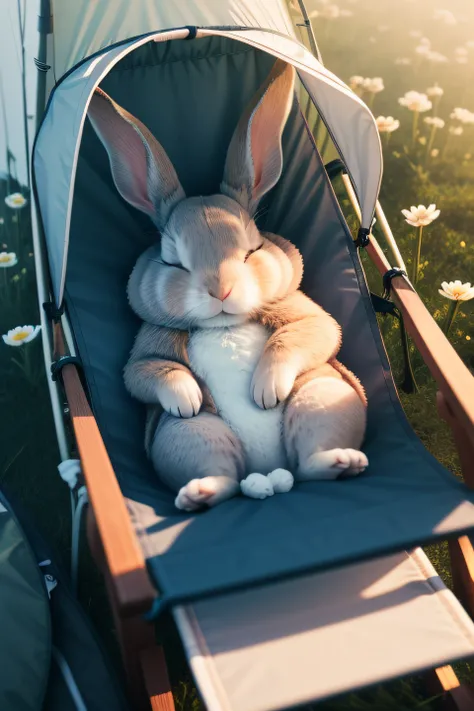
87 59 368 511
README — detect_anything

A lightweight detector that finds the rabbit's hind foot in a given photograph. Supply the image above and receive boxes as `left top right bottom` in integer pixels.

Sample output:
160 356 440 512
175 476 240 511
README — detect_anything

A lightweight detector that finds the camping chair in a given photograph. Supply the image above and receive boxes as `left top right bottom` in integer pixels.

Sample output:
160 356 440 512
31 2 474 709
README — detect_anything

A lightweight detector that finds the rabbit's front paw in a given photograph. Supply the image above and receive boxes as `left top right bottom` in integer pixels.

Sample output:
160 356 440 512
251 357 296 409
160 371 202 418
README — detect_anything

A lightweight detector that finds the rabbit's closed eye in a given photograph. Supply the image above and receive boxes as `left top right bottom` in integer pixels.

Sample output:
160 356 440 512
161 258 190 273
244 243 264 262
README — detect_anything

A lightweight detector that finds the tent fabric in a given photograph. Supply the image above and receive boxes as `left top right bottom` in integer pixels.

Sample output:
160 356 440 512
0 493 51 711
174 548 474 711
62 36 474 608
48 0 295 80
33 30 382 305
0 491 130 711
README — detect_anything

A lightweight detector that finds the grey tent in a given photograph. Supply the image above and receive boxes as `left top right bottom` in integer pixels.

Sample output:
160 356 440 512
0 488 129 711
31 1 474 709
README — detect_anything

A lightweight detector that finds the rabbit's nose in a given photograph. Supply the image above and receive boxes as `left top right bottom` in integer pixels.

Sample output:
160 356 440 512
208 284 233 301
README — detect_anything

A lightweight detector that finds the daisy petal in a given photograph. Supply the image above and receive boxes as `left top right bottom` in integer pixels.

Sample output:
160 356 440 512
439 289 455 300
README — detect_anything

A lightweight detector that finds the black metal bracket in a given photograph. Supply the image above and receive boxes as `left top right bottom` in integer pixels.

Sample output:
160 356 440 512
355 227 370 248
43 301 65 323
324 158 346 181
34 58 51 72
382 267 407 297
51 356 82 381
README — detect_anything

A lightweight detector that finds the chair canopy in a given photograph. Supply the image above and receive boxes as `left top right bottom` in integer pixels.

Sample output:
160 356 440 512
34 5 383 304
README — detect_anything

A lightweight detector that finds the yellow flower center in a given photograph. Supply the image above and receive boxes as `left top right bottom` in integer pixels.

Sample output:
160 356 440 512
451 287 464 299
11 330 30 341
12 196 23 205
0 255 12 263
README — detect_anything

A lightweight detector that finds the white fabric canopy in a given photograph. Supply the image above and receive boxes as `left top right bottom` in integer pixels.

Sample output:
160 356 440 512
34 26 382 304
48 0 295 79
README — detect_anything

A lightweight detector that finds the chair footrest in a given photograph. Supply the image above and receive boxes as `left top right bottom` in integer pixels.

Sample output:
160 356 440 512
174 549 474 711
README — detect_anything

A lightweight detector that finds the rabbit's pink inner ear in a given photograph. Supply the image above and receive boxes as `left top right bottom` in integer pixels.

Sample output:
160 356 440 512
247 62 295 212
87 91 156 217
87 89 185 228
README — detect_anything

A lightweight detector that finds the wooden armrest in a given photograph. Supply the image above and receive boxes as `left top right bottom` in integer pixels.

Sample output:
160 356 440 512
366 237 474 450
54 324 156 616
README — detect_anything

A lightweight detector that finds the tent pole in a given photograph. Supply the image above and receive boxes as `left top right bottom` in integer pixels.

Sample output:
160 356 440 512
0 72 12 194
35 0 52 129
341 173 407 272
16 0 31 191
295 0 322 64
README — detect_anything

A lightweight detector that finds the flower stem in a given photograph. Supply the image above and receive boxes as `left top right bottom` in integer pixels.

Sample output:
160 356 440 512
1 268 12 309
412 111 419 148
23 343 32 383
443 300 461 336
426 125 437 162
442 133 452 161
16 216 20 252
411 226 423 284
367 93 375 110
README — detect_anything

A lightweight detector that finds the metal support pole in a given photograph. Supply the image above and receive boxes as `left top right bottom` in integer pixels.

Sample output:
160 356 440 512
35 0 52 128
16 0 30 191
295 0 323 64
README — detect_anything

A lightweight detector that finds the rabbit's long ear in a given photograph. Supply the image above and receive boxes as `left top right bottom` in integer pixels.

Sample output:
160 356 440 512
87 88 185 229
221 60 295 215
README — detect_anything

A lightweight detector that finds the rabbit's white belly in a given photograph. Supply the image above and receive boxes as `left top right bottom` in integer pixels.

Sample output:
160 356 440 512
188 323 287 473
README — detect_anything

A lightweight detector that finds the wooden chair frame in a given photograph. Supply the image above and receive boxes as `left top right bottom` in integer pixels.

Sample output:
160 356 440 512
47 174 474 708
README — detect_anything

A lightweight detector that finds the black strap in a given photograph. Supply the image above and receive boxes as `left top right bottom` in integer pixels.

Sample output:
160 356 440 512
43 301 64 323
382 267 407 297
51 355 82 381
370 292 398 316
185 26 197 39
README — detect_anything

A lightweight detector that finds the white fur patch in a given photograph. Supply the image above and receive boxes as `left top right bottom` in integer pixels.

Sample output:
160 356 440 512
188 323 287 472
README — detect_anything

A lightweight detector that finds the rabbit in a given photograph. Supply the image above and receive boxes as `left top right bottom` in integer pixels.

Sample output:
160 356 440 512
87 58 368 512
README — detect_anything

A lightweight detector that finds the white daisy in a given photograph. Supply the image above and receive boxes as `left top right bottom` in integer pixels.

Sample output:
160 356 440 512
362 77 384 93
376 116 400 133
426 85 444 97
2 325 41 347
0 252 18 268
401 204 441 227
438 281 474 301
4 193 27 210
398 91 432 113
424 117 445 129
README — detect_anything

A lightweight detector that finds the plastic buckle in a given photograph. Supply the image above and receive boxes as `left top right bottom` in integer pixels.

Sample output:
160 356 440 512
185 26 197 39
382 267 407 298
43 301 64 323
355 227 370 248
51 355 82 381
